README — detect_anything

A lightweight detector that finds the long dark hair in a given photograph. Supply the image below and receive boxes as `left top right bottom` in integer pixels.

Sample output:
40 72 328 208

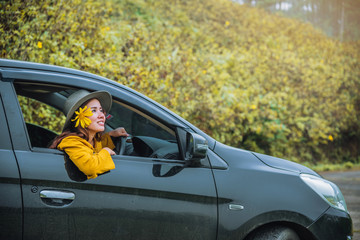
49 99 103 149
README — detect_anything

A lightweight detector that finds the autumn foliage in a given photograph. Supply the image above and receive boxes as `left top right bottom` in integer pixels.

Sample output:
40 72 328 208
1 0 359 165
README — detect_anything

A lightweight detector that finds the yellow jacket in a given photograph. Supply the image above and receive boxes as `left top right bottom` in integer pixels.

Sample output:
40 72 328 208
58 134 116 179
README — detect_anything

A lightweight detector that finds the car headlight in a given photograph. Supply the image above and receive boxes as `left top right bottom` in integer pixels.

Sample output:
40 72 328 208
300 173 348 212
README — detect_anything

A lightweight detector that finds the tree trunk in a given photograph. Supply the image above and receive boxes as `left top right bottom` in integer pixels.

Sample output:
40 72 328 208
340 0 345 41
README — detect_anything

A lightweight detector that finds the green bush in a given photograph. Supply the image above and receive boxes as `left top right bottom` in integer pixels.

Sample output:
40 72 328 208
1 0 359 165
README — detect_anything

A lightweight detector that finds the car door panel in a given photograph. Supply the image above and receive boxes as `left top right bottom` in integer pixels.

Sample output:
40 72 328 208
108 155 217 239
16 150 217 240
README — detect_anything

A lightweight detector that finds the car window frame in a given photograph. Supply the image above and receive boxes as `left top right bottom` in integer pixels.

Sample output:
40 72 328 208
0 94 12 150
11 80 184 161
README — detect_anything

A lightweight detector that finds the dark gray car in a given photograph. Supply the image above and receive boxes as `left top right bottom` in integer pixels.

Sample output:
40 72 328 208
0 59 353 240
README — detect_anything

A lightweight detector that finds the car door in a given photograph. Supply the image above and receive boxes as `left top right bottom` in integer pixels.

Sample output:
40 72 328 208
1 70 217 240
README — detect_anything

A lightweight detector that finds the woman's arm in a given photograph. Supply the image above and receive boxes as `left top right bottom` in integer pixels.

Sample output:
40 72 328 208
58 136 115 179
107 127 129 138
102 127 129 150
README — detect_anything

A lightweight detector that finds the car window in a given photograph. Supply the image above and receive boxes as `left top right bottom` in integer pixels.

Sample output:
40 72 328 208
15 84 67 148
18 95 65 134
107 101 176 141
14 82 180 159
107 100 179 159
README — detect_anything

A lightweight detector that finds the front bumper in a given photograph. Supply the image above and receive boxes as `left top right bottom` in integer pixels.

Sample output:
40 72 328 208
308 207 353 240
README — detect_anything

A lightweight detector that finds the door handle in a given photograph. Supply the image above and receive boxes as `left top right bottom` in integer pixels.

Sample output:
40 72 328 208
40 190 75 207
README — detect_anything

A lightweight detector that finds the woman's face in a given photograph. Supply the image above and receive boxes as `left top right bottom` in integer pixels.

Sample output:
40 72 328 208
86 99 106 134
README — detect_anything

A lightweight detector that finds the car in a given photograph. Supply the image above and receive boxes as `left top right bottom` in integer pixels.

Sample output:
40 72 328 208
0 58 353 240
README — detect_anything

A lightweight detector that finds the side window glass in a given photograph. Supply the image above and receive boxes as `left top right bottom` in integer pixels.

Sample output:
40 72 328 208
108 102 176 141
107 101 180 160
17 95 65 148
18 96 65 134
14 82 68 148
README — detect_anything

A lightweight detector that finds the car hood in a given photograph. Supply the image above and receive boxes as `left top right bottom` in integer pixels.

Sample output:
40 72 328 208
252 152 319 176
213 142 319 176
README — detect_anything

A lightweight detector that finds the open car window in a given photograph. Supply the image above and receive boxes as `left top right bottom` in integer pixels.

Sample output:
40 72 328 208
14 82 180 160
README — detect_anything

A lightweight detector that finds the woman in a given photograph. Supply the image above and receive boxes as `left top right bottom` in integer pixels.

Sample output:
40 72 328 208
50 89 128 180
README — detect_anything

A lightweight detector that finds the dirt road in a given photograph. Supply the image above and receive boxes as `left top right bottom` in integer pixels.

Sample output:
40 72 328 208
322 170 360 240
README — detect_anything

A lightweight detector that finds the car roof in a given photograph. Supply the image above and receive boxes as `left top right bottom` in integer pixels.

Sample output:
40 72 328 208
0 58 107 82
0 58 153 105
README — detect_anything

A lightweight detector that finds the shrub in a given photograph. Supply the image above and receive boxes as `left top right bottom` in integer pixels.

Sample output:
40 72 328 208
1 0 359 164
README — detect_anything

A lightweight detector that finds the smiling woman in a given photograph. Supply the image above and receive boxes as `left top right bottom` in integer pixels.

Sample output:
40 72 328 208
49 90 129 180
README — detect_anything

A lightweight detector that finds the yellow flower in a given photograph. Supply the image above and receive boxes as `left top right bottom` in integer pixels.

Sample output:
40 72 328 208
37 41 42 49
71 106 93 128
328 135 334 142
250 105 257 110
225 21 230 26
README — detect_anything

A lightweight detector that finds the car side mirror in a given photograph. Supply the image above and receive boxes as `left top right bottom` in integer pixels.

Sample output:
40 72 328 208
185 132 208 161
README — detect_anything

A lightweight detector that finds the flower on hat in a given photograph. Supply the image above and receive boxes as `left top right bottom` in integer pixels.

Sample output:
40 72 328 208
71 106 93 128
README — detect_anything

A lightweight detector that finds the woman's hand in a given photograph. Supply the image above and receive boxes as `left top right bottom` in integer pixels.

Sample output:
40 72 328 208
108 127 129 138
104 147 115 156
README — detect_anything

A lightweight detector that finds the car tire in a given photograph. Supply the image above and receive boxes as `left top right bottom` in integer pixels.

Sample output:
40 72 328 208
249 226 300 240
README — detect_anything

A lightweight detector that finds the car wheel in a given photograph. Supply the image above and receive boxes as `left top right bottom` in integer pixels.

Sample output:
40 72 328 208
249 226 300 240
